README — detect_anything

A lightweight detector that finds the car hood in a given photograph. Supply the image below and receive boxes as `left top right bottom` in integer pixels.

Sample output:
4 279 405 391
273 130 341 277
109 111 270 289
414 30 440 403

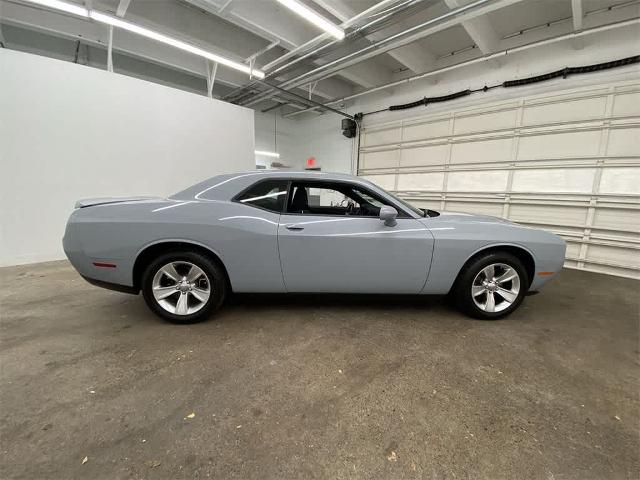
420 210 516 225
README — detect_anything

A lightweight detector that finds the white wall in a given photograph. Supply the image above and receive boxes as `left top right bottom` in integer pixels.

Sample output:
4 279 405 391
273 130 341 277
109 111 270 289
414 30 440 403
254 109 356 172
0 49 255 266
254 111 302 169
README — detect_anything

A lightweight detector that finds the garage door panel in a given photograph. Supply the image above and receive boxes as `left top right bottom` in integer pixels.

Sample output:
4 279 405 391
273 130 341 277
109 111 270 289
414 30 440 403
565 241 582 259
590 229 640 244
518 130 601 160
517 222 584 237
443 200 504 217
511 168 596 193
585 263 640 279
592 207 640 233
447 170 508 192
450 137 513 164
410 199 442 210
522 96 607 125
454 108 517 134
362 174 396 191
587 244 640 268
363 127 401 147
509 204 587 227
612 92 640 117
400 144 449 167
606 128 640 156
403 120 449 141
599 167 640 195
358 79 640 279
361 150 398 170
397 172 444 191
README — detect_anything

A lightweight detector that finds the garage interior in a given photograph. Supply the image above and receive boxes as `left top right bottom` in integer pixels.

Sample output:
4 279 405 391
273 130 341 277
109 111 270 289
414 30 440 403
1 0 639 478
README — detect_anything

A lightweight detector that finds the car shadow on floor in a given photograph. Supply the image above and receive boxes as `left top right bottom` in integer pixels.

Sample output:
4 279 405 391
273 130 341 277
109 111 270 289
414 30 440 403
227 292 450 310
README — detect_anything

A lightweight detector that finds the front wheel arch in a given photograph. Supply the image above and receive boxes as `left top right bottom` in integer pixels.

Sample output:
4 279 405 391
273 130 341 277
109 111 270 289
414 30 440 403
449 245 535 296
133 241 231 292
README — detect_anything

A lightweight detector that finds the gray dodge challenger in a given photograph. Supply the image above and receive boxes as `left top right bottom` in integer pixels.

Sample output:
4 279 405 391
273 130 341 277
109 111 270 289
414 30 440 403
63 171 566 323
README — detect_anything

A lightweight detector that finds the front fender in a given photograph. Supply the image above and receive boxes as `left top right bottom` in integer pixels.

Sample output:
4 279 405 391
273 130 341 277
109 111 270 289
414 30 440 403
421 220 565 294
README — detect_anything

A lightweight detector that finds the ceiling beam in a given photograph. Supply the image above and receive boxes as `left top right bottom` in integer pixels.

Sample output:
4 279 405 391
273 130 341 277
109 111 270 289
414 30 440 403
183 0 295 50
570 0 584 49
310 2 426 90
296 0 522 84
387 44 436 75
304 76 352 101
309 0 348 22
337 61 392 89
245 39 280 63
0 1 246 87
444 0 500 54
218 0 234 13
181 0 385 90
181 0 351 95
242 0 524 107
109 0 132 71
285 16 640 117
2 0 348 102
571 0 583 31
315 0 436 75
116 0 132 18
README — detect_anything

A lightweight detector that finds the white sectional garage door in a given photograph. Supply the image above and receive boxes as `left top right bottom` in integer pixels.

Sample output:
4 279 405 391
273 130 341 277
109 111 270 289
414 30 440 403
358 80 640 279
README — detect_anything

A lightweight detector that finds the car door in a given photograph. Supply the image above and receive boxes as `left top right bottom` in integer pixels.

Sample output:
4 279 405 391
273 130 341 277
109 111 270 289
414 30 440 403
277 180 434 294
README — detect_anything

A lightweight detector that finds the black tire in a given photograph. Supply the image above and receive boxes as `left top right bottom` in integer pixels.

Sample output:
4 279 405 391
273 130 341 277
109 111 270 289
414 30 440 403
453 251 529 320
141 251 227 324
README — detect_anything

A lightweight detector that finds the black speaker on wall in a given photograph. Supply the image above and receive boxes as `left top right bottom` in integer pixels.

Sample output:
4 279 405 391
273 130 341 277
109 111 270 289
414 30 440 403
341 118 357 138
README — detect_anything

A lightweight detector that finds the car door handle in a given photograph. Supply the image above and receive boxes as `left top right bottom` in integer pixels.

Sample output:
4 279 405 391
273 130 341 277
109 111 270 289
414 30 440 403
285 224 304 231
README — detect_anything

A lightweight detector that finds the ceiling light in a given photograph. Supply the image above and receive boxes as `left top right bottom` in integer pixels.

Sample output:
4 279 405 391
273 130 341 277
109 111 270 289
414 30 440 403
24 0 88 17
90 12 264 78
20 0 264 78
276 0 345 40
255 150 280 158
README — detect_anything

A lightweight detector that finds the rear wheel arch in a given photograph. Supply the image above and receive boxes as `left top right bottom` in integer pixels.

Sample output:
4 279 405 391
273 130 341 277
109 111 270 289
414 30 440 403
133 241 231 292
450 244 535 294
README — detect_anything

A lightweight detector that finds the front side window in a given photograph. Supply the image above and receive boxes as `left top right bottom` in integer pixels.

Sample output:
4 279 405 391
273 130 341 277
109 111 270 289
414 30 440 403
287 181 407 217
235 179 288 213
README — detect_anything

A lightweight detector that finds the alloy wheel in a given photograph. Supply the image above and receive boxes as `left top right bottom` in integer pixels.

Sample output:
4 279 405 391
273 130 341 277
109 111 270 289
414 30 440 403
471 263 521 313
151 261 211 315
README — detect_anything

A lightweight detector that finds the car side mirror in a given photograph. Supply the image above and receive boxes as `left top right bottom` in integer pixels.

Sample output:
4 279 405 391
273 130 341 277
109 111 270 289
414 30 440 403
379 206 398 227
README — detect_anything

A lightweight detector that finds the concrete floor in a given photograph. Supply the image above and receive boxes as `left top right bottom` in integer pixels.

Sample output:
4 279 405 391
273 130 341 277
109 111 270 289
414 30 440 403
0 262 638 480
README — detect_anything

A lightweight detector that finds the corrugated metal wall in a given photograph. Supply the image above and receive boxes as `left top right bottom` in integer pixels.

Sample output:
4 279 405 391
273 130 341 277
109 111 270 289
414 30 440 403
358 80 640 279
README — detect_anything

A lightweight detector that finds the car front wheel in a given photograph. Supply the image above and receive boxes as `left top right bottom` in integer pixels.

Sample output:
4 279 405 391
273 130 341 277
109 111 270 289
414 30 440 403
454 252 528 320
141 251 227 324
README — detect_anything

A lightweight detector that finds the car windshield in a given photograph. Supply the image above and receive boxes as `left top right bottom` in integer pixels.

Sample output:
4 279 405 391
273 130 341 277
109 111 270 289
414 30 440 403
384 190 427 217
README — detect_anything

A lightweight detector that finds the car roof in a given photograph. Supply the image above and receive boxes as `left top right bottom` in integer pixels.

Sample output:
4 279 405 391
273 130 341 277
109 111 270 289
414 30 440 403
171 170 374 201
220 170 359 181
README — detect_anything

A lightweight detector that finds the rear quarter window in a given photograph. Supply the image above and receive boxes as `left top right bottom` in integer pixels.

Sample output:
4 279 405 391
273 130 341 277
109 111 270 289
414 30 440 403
234 179 288 213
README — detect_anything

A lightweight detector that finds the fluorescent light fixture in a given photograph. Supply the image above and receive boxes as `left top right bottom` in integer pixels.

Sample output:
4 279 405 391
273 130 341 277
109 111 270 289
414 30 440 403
21 0 263 78
255 150 280 158
24 0 89 17
90 11 264 78
276 0 345 40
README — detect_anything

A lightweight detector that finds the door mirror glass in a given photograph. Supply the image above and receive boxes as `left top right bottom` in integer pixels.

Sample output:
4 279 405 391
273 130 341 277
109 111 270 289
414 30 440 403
379 205 398 227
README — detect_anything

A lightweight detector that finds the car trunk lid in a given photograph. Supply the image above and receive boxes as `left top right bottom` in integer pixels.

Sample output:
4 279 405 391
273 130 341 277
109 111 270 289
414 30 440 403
74 196 161 208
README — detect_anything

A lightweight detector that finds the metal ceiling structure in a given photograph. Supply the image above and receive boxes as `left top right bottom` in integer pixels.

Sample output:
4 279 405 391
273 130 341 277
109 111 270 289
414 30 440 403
1 0 638 114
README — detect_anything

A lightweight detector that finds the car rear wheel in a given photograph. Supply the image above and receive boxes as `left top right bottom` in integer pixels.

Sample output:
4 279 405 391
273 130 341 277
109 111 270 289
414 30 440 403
454 251 528 320
141 251 226 324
